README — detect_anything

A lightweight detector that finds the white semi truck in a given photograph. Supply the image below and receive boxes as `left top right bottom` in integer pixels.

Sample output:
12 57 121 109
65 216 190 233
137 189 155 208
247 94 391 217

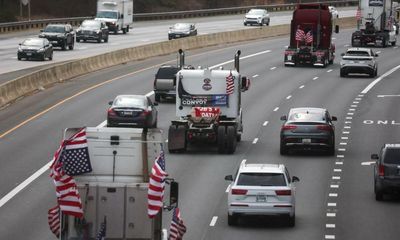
168 50 250 154
95 0 133 34
352 0 397 47
58 127 177 240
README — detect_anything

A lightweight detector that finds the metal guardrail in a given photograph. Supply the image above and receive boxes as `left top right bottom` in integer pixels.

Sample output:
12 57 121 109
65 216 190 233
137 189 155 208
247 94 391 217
0 0 357 33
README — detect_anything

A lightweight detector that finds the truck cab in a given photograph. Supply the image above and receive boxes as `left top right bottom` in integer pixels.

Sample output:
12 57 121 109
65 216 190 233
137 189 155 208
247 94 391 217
95 0 133 34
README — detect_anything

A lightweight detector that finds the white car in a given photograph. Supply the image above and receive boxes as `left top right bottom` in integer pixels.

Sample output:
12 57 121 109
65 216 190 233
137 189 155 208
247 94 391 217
243 9 270 26
225 160 299 226
328 6 339 19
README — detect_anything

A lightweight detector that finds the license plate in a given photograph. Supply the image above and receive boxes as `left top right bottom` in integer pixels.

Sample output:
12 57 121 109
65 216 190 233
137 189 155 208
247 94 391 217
256 194 266 202
84 35 89 38
52 41 58 44
175 35 180 37
359 61 365 64
26 53 32 56
123 111 133 115
287 55 292 61
302 139 311 144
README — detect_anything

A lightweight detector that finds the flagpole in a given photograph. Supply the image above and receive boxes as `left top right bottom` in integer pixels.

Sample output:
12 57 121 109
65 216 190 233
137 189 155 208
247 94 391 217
59 211 63 240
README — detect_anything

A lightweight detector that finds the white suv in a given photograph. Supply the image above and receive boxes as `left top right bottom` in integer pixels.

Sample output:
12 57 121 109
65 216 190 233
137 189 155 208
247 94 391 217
225 160 299 226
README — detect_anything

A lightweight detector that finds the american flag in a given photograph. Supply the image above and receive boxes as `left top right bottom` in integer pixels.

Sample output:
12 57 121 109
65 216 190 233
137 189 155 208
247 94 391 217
295 28 305 41
48 205 60 238
356 7 361 21
305 31 313 44
148 151 168 218
61 128 92 176
225 71 234 95
169 207 187 240
96 216 107 240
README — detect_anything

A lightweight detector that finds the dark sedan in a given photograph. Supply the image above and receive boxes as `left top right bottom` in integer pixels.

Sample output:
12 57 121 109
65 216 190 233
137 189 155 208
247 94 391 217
107 95 158 128
280 107 337 155
168 23 197 40
17 38 53 61
76 20 109 43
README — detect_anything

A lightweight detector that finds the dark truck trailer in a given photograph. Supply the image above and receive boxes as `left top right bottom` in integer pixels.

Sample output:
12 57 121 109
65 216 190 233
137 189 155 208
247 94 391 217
284 4 338 67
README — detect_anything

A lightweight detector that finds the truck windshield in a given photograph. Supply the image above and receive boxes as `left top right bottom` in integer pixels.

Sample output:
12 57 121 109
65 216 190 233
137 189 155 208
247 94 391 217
96 11 118 19
157 67 178 79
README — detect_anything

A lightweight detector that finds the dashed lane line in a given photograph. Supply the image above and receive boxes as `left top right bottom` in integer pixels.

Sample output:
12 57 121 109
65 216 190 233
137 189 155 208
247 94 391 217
263 121 269 126
252 138 259 144
286 95 292 100
252 74 259 78
361 161 375 166
299 85 305 89
273 107 279 111
210 216 218 226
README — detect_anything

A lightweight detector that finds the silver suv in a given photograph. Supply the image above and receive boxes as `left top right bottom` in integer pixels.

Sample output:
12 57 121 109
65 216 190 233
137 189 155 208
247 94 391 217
372 144 400 201
225 160 299 226
340 48 378 78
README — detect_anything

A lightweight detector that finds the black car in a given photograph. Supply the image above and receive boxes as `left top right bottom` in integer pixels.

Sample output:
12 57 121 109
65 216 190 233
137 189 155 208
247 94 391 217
372 144 400 201
153 65 179 102
168 23 197 40
76 20 109 43
107 95 158 128
39 24 75 50
280 107 337 155
17 38 53 61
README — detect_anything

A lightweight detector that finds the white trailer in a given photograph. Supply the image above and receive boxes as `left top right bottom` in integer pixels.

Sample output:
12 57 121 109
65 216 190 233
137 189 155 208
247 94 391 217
352 0 397 47
95 0 133 34
59 127 174 240
168 50 250 154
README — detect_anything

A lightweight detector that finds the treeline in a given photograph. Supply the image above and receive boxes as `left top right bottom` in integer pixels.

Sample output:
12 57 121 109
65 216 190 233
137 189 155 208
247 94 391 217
0 0 292 23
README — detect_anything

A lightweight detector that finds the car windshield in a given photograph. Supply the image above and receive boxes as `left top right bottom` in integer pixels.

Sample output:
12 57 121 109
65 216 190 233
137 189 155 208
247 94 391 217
44 25 65 33
248 9 264 15
96 11 118 19
22 39 44 46
383 148 400 164
346 51 370 56
237 173 286 186
157 67 178 79
173 23 190 30
81 21 100 28
288 111 325 122
113 96 146 108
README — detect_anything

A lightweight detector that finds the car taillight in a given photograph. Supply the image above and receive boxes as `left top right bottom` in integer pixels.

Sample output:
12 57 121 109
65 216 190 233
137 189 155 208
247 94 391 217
141 110 151 116
275 190 291 196
378 164 385 176
285 50 295 56
108 109 117 116
231 189 248 195
317 125 332 131
282 125 297 131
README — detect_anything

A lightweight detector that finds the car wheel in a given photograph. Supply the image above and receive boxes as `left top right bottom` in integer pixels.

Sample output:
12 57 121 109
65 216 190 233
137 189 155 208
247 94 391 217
340 69 346 77
244 22 247 26
280 141 288 155
227 214 238 226
49 52 53 60
259 20 264 26
97 34 102 43
68 42 74 50
267 19 270 26
104 35 109 43
288 214 295 227
226 126 237 154
392 41 396 46
76 38 81 42
328 144 335 156
41 53 46 61
17 56 21 61
375 183 383 201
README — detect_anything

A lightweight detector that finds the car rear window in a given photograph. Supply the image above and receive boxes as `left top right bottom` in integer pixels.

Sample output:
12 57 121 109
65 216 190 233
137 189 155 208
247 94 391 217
288 112 325 122
383 148 400 164
156 67 178 79
346 51 370 56
237 173 287 186
114 97 146 108
44 25 65 33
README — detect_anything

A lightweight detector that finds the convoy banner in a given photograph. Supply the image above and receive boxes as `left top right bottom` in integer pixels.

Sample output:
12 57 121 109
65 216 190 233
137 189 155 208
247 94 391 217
180 95 228 106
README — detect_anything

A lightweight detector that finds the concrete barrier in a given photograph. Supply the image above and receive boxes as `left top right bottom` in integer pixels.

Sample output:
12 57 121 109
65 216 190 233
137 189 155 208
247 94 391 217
0 17 356 108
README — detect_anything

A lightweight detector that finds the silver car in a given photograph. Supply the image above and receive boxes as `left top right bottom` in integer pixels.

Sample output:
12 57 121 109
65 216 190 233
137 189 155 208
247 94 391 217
243 9 270 26
225 160 299 226
328 6 339 19
340 47 378 77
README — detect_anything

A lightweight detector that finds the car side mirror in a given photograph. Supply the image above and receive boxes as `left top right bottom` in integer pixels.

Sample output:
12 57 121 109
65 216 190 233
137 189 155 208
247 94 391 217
280 115 287 121
153 102 158 106
371 154 379 159
40 29 44 32
19 43 22 46
335 25 339 34
108 101 113 105
292 176 300 182
331 116 337 121
225 175 233 181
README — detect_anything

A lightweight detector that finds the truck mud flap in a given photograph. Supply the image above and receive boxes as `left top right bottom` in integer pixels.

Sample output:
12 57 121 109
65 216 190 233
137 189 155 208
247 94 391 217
168 125 187 153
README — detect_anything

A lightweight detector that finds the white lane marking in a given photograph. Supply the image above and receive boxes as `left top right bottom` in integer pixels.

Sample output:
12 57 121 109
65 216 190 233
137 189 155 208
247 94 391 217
210 216 218 226
0 161 52 208
344 121 352 125
273 107 279 112
345 117 352 120
330 185 339 189
353 101 359 104
341 137 348 140
329 193 338 197
343 131 350 134
209 50 271 69
325 235 335 239
313 77 319 80
252 74 259 78
335 162 343 165
77 47 88 50
270 67 277 70
338 148 346 152
252 138 259 144
327 213 336 217
394 46 399 49
362 65 400 94
334 169 342 172
225 184 230 193
361 161 375 166
165 139 168 143
355 98 362 101
376 51 381 54
347 112 354 116
358 94 364 97
326 224 336 228
350 105 357 108
332 176 341 180
263 121 269 126
327 69 333 73
97 120 107 128
332 37 336 40
328 202 337 207
286 95 292 100
299 85 305 89
377 94 400 97
344 44 350 47
337 155 344 158
339 142 347 145
344 126 351 129
349 109 355 112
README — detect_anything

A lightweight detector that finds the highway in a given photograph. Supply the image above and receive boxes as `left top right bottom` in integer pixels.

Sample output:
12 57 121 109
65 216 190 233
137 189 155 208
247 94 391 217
0 7 356 78
1 21 400 239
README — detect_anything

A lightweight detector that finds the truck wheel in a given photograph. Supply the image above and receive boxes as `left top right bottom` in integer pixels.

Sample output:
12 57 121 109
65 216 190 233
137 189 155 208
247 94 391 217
236 133 241 142
68 41 74 50
217 126 226 154
226 126 237 154
122 28 127 34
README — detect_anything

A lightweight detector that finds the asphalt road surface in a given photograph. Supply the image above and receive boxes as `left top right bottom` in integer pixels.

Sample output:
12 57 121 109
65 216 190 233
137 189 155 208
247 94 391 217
1 27 400 239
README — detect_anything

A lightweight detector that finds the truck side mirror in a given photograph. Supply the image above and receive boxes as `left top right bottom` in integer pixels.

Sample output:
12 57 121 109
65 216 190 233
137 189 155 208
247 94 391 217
120 14 124 19
335 25 339 33
371 154 379 159
170 181 179 207
331 116 337 121
240 76 250 92
280 115 287 121
292 176 300 182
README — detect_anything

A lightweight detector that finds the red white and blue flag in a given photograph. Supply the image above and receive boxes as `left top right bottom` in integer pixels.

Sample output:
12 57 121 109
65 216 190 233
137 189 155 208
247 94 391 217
295 28 305 41
169 207 187 240
148 151 168 218
48 205 60 238
305 31 313 44
356 7 361 21
226 71 234 95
